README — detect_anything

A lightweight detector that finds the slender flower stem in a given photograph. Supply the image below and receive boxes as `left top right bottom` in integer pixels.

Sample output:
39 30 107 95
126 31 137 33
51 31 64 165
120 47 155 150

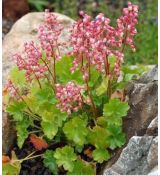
23 111 40 121
104 55 112 98
33 125 42 130
13 153 44 163
40 57 56 89
33 73 42 89
24 151 36 159
22 154 43 161
56 40 61 57
122 28 128 52
81 55 97 117
19 56 42 89
53 55 56 84
44 74 55 93
28 130 42 134
85 79 97 117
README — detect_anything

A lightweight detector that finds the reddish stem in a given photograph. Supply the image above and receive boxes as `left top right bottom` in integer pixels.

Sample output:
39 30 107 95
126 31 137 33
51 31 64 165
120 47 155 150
40 57 56 90
85 79 97 117
33 73 42 89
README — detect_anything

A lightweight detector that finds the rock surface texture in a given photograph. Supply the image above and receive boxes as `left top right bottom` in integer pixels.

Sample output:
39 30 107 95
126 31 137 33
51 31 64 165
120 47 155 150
103 66 158 175
2 12 74 154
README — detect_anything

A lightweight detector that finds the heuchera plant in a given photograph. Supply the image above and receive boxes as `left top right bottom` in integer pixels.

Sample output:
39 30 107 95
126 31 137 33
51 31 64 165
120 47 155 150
3 2 139 175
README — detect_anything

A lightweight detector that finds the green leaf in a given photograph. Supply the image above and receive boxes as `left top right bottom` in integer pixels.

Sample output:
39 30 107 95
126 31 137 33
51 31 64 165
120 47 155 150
28 0 49 11
16 117 30 148
3 163 19 175
67 160 95 175
107 125 126 150
41 107 67 126
41 121 58 140
41 107 67 139
63 117 88 146
88 126 109 149
96 117 108 128
75 145 84 153
92 148 110 163
35 84 57 105
56 55 83 84
6 101 27 121
54 146 77 172
9 67 26 87
96 77 108 96
92 90 109 108
43 150 58 175
103 99 129 125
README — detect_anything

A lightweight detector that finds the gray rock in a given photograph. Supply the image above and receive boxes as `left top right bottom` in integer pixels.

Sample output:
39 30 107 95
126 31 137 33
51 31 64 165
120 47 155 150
146 117 158 136
138 66 158 83
148 166 158 175
2 12 74 154
123 66 158 140
103 67 158 175
147 137 158 170
104 136 153 175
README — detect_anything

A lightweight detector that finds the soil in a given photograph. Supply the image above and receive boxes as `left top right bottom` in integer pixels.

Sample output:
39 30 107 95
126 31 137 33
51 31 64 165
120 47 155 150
13 139 52 175
11 137 103 175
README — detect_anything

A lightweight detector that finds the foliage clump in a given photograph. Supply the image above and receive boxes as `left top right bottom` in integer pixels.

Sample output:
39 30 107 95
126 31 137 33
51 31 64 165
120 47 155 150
3 2 139 174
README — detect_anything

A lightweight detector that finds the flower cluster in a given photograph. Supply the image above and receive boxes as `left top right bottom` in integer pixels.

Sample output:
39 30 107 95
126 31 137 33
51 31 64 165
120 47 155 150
55 82 83 114
117 2 138 50
5 80 19 98
13 41 47 81
70 12 111 74
70 2 138 78
38 9 63 60
113 2 138 77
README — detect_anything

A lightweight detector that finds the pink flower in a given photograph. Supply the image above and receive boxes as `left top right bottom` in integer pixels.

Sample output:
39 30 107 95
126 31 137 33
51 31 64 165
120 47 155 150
70 2 138 79
55 82 84 114
5 80 19 98
13 41 47 81
38 9 63 60
116 2 139 50
70 12 122 74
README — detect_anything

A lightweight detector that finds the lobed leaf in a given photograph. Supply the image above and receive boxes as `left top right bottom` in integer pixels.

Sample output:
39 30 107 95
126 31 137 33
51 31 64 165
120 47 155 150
9 67 26 87
41 108 67 139
16 117 31 148
67 159 95 175
88 126 109 149
107 125 126 150
43 150 58 175
96 77 108 96
54 146 77 172
92 148 110 163
63 117 88 146
103 99 129 125
41 121 58 140
6 101 27 122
